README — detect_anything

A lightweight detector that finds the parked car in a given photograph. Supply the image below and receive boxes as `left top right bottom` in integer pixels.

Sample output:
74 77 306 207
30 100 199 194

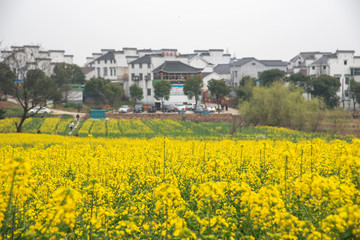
119 105 132 113
134 104 144 113
29 107 51 115
163 104 177 112
177 104 187 112
147 106 157 113
186 103 195 111
204 104 216 112
194 105 204 113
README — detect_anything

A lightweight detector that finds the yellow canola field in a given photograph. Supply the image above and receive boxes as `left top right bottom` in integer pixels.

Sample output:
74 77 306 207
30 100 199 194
0 134 360 239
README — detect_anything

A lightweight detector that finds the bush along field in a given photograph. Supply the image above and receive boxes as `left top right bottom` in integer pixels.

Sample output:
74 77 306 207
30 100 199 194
0 134 359 239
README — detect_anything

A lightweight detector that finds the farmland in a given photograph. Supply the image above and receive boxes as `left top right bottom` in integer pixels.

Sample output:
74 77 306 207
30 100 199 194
0 117 354 142
0 118 359 239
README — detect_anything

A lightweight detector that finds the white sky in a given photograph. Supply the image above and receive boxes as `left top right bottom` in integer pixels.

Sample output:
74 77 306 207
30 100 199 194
1 0 359 65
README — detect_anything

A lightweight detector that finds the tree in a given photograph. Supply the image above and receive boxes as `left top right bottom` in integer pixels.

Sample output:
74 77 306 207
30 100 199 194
183 75 203 109
288 72 312 95
207 79 231 108
350 79 360 111
84 78 107 104
236 76 256 102
0 63 16 97
84 77 124 105
104 83 124 105
154 80 171 112
52 63 85 102
259 69 286 87
129 84 143 107
6 69 60 132
311 75 341 109
1 47 67 132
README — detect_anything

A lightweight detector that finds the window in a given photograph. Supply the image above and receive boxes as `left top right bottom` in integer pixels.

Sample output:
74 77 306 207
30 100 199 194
110 68 113 76
252 62 256 66
139 64 142 69
131 73 135 80
147 89 151 96
147 73 151 80
131 64 134 68
323 66 326 70
139 73 143 80
344 60 347 65
257 72 262 78
98 60 100 64
148 63 151 68
103 67 108 76
97 68 100 77
345 77 349 85
105 60 107 64
234 71 238 77
312 66 315 70
113 68 116 76
298 61 302 65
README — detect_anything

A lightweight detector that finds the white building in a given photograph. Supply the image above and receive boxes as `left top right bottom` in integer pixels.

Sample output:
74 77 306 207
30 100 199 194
127 49 196 105
307 50 360 107
1 45 74 78
230 58 288 87
288 52 331 75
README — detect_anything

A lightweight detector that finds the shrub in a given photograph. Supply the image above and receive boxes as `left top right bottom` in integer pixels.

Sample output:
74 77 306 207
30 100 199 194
239 83 321 130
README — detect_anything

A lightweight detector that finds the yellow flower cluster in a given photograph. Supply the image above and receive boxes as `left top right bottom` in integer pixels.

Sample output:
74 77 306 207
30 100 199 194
39 118 60 134
0 134 359 239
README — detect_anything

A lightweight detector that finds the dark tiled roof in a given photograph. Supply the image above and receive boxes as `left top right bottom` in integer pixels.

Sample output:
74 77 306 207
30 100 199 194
96 51 115 61
310 54 336 65
49 50 65 52
209 49 224 52
214 64 231 74
81 67 95 75
153 61 202 73
336 50 355 53
129 55 151 64
138 49 152 52
161 48 177 51
290 52 332 62
234 58 254 66
259 60 288 67
101 49 115 52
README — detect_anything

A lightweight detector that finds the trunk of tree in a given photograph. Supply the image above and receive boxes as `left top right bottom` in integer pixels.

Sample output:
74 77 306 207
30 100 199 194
15 112 28 133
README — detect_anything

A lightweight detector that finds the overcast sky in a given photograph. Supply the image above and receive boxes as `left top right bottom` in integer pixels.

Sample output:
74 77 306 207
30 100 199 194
1 0 359 65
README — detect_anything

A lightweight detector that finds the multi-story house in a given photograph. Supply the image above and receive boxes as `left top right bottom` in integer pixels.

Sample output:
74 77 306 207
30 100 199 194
230 58 288 87
1 45 80 103
127 49 198 105
288 52 331 75
307 50 360 107
87 48 142 84
1 45 73 78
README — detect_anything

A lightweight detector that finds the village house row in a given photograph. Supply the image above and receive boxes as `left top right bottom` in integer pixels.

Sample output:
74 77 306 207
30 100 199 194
2 45 360 106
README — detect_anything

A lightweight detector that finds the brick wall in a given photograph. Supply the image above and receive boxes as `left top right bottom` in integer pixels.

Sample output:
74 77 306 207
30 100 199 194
85 112 234 123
